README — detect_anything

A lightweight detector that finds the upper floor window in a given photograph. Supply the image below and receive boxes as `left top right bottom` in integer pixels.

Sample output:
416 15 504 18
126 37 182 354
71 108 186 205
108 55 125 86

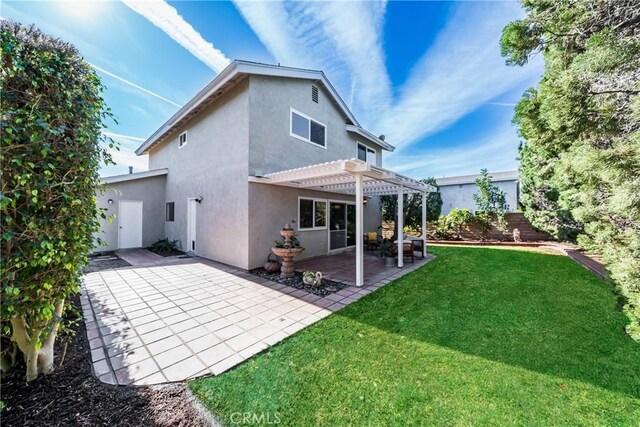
178 131 188 148
290 108 326 148
357 143 376 164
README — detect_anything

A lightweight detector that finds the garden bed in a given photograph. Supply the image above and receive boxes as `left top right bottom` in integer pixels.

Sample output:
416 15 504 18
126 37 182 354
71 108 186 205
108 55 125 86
250 268 348 297
146 247 185 257
84 252 131 273
0 295 210 427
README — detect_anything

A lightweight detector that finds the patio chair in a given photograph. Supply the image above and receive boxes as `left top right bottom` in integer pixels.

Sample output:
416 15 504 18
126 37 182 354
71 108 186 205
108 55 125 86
403 241 414 263
365 232 382 253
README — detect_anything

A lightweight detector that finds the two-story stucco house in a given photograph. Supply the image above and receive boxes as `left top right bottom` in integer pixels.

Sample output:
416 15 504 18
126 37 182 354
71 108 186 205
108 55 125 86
96 61 434 286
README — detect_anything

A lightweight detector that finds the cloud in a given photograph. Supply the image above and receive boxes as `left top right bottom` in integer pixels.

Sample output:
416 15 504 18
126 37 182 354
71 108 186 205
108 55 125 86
386 122 520 178
233 0 390 127
377 2 541 153
123 0 231 73
102 131 146 142
90 63 181 107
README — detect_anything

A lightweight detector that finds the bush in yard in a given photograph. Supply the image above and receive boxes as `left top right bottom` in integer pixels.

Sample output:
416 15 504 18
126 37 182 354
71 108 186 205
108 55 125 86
149 237 179 254
1 21 116 380
445 209 475 240
501 0 640 339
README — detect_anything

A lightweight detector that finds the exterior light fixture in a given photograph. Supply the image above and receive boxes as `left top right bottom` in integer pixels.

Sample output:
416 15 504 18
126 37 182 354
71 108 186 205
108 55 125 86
195 196 203 203
107 199 113 204
363 197 368 206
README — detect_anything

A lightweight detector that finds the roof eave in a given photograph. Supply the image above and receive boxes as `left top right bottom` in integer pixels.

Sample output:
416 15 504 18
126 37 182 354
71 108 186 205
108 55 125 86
346 125 395 152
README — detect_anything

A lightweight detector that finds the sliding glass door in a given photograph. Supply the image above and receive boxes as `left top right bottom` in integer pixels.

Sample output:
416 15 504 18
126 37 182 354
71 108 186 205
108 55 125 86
329 202 356 250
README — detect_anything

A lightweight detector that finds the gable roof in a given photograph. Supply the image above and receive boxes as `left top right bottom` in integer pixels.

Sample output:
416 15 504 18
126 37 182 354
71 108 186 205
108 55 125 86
136 60 392 155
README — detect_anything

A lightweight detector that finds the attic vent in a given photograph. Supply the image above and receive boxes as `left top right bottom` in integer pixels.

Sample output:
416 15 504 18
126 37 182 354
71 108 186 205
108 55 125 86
311 85 319 103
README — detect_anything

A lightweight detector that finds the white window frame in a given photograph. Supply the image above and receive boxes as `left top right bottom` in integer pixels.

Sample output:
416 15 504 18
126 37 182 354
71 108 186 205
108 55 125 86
357 142 377 165
178 131 188 149
298 197 328 231
290 108 327 149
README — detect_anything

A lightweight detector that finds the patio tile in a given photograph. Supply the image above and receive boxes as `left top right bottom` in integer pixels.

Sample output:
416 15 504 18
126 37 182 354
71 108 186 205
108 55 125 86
215 324 244 341
170 318 200 334
187 334 221 353
226 332 259 352
238 316 263 331
146 335 182 354
162 356 208 381
198 342 235 367
93 359 111 377
177 326 209 342
203 317 233 332
155 347 192 369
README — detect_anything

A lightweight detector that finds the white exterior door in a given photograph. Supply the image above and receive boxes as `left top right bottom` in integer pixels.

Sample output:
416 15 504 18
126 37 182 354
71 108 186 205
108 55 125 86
187 198 197 252
118 200 143 249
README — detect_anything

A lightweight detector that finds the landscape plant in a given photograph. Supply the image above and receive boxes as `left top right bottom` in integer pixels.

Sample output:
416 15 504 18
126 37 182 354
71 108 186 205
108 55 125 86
446 209 475 240
1 21 116 380
501 0 640 338
473 169 509 235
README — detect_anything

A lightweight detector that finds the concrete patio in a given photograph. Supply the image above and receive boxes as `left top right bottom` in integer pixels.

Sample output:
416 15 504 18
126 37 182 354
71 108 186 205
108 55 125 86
81 252 433 385
296 250 433 287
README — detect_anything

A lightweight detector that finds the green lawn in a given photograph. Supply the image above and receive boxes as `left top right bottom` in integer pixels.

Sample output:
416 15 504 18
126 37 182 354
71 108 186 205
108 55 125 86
190 246 640 426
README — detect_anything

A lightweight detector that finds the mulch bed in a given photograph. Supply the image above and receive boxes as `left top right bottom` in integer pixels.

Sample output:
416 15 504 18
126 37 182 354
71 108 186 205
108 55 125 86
250 268 348 297
0 295 212 427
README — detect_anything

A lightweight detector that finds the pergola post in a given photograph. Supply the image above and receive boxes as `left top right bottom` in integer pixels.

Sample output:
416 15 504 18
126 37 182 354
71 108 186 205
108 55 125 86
421 191 427 258
355 172 364 287
397 184 404 268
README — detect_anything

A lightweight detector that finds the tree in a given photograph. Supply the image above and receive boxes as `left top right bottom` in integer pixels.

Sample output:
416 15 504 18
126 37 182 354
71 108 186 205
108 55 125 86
501 1 640 339
473 169 509 232
380 177 443 235
1 21 116 380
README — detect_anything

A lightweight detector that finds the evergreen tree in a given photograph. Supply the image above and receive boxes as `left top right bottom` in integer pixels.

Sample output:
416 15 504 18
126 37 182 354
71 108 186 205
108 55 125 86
501 0 640 339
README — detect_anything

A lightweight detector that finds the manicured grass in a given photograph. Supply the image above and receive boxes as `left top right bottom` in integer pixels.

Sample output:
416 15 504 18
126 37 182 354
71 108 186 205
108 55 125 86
190 246 640 426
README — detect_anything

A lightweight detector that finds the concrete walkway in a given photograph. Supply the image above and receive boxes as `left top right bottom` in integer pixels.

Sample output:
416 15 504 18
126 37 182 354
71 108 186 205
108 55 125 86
81 255 433 385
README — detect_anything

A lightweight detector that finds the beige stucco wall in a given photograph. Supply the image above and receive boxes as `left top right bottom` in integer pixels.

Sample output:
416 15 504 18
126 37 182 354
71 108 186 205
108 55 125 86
247 75 383 175
147 79 251 268
94 175 166 252
247 183 383 269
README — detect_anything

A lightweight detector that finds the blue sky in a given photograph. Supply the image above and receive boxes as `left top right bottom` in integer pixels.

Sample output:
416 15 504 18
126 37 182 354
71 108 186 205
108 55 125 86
3 0 541 178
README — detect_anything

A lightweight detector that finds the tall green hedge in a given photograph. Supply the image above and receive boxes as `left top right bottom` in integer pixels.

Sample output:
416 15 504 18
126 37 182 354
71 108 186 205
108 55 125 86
1 21 116 380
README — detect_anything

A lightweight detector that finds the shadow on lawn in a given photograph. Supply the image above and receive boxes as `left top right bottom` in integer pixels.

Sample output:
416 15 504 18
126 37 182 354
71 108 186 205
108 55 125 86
339 246 640 399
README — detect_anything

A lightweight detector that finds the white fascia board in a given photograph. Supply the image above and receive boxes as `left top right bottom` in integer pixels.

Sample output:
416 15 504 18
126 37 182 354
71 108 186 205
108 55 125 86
346 125 395 152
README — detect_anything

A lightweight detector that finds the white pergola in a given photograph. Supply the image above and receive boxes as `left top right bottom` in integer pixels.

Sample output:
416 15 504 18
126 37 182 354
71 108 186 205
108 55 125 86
249 159 436 287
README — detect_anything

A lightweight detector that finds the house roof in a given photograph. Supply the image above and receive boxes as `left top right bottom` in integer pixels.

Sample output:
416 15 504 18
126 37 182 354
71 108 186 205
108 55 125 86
136 60 393 155
249 159 435 196
436 170 519 186
101 168 168 184
346 125 395 152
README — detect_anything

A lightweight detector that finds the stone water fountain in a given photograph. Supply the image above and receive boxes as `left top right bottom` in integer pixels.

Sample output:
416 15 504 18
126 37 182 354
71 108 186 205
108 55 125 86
271 224 305 278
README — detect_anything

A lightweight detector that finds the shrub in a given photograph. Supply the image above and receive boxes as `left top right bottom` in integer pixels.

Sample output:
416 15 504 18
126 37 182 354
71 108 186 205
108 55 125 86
1 21 116 380
446 209 475 240
473 169 509 233
150 238 178 254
